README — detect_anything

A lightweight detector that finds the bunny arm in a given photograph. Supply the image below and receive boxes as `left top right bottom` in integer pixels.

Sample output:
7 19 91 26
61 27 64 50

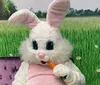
64 60 85 85
12 62 28 85
53 60 86 85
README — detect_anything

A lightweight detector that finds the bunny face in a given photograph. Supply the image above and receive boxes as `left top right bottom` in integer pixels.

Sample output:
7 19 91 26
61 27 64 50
8 0 72 65
19 21 72 65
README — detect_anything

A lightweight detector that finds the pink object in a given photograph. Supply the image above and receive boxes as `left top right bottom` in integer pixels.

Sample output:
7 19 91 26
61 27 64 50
38 52 45 59
27 64 66 85
47 0 70 27
8 9 40 28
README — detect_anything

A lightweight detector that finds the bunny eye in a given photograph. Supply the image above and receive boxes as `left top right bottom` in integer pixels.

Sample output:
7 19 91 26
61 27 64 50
32 40 38 50
46 41 54 50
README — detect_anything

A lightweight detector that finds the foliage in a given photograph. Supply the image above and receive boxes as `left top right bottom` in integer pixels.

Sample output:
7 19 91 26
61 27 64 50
67 8 100 17
6 0 17 16
34 8 100 18
0 0 17 20
0 0 4 10
35 10 47 18
0 0 10 20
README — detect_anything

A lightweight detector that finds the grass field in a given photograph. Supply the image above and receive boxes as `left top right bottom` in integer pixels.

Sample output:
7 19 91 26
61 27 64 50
0 17 100 85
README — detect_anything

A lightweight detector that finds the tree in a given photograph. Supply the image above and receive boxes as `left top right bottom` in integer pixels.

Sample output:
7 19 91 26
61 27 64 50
36 10 42 18
97 10 100 15
0 0 4 10
67 8 76 17
76 9 84 16
0 0 17 20
6 0 17 15
94 8 99 15
42 12 47 18
0 0 10 19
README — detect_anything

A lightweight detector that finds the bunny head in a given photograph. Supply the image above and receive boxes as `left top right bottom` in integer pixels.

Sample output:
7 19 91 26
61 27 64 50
8 0 72 65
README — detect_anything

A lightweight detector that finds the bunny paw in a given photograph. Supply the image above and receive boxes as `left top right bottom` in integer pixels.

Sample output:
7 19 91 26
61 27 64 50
53 64 71 80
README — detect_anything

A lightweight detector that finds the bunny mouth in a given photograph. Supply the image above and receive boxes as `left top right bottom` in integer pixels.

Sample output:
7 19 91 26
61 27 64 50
41 61 47 64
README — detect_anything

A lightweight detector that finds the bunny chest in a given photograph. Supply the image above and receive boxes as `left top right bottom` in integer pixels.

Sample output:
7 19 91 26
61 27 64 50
27 64 66 85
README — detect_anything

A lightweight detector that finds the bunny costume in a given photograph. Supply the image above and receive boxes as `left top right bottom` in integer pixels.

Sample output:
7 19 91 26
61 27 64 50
8 0 85 85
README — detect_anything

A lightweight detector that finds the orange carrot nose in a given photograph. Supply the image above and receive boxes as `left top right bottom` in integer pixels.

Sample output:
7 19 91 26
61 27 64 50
47 60 56 69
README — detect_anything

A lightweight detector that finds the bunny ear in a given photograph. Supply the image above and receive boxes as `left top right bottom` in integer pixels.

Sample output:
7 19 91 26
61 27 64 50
47 0 70 27
8 9 40 28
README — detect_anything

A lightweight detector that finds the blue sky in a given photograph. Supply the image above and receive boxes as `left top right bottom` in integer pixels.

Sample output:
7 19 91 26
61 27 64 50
13 0 100 11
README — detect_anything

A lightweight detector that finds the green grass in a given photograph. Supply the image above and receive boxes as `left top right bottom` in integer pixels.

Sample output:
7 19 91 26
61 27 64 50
0 17 100 85
0 21 29 56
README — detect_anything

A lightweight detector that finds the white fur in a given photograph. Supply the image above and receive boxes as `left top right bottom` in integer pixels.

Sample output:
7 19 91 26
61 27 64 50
20 21 73 64
53 64 71 77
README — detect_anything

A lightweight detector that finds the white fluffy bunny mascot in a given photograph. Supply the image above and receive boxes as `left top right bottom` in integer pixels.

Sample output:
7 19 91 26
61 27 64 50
8 0 85 85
